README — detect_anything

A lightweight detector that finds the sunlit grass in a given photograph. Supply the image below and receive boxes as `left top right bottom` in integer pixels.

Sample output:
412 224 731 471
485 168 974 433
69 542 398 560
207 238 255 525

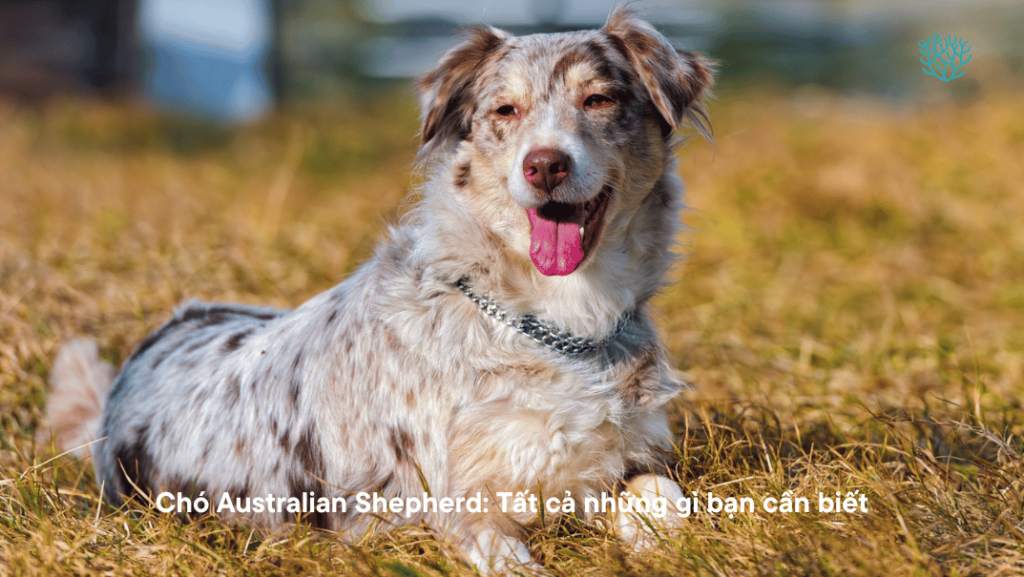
1 88 1023 575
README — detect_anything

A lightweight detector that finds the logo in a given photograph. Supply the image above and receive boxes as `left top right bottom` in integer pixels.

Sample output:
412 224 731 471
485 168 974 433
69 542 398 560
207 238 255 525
919 34 972 82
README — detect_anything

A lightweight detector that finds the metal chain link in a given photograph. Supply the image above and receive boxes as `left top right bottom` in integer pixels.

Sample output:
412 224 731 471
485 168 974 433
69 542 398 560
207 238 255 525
454 277 630 356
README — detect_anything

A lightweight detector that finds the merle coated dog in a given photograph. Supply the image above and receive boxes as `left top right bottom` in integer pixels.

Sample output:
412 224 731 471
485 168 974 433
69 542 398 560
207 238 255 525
45 7 713 573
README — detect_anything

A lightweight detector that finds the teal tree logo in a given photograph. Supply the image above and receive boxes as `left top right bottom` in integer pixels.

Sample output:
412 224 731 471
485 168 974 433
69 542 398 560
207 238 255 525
919 34 972 82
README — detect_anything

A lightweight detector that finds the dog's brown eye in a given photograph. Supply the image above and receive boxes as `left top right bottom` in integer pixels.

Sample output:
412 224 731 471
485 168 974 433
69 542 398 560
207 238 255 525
582 94 615 110
495 105 519 118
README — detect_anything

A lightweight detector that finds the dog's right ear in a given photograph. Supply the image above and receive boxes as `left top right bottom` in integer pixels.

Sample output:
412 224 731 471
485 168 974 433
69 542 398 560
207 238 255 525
418 27 509 151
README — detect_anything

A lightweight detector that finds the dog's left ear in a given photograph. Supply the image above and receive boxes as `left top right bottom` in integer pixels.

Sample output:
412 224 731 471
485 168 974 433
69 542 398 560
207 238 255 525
603 8 714 137
418 26 509 151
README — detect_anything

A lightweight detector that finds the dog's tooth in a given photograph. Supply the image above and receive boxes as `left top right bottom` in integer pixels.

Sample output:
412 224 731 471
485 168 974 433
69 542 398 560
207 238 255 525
579 226 585 242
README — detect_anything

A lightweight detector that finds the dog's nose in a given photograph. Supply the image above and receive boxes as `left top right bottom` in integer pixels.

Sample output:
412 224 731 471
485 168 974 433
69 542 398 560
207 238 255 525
522 148 570 194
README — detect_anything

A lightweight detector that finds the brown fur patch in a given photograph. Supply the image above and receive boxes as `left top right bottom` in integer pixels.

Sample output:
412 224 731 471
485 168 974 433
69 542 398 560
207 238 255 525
294 426 323 477
419 27 507 148
222 329 254 354
619 352 659 404
604 12 712 136
455 162 471 188
389 427 415 462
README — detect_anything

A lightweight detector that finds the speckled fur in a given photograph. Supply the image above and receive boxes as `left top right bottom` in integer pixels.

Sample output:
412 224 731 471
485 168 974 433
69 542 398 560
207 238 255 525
44 8 712 573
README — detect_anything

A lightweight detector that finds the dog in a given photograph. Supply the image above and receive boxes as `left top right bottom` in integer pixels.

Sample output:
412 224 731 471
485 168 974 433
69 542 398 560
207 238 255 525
44 7 712 573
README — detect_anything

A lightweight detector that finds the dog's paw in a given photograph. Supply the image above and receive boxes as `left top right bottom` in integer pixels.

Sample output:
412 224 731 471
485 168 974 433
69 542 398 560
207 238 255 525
610 474 685 550
461 527 548 575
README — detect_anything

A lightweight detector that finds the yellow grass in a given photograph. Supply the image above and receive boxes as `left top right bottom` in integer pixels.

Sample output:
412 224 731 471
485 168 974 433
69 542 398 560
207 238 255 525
1 88 1023 575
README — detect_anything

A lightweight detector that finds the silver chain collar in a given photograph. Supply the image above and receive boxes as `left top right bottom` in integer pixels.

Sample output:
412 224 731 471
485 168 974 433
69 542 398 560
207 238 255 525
454 277 631 356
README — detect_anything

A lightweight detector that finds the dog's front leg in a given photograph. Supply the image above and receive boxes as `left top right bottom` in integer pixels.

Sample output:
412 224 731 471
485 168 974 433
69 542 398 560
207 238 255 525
611 474 686 549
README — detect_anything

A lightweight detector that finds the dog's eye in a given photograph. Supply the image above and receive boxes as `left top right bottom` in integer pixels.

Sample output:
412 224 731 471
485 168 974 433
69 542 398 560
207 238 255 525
495 105 519 118
582 93 615 110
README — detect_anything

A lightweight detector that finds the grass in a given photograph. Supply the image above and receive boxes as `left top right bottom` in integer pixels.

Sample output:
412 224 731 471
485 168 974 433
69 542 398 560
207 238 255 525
1 87 1023 575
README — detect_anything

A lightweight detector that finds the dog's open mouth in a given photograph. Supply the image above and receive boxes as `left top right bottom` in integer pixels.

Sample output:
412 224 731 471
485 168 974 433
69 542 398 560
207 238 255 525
526 186 611 276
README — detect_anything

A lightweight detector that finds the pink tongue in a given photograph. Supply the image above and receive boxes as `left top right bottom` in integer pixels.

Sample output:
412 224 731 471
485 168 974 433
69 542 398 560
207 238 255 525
527 208 584 276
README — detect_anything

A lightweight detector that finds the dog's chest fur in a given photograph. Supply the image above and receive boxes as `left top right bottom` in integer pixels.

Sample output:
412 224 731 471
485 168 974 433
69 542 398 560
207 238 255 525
316 236 678 513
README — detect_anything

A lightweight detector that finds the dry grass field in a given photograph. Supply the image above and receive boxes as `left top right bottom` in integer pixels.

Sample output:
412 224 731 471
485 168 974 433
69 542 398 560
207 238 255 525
1 88 1023 576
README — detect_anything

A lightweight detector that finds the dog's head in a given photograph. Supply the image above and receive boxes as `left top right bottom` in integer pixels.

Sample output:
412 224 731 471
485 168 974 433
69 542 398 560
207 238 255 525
418 7 713 278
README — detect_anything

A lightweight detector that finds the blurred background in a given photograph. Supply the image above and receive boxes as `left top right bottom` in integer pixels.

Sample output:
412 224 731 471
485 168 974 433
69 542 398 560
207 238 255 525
3 6 1024 572
0 0 1021 119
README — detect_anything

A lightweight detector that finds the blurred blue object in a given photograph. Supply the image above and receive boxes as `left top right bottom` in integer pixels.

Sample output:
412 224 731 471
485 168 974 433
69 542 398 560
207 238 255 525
139 0 274 122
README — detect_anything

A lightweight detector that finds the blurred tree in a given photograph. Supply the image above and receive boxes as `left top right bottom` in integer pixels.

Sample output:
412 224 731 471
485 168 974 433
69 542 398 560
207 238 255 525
0 0 136 98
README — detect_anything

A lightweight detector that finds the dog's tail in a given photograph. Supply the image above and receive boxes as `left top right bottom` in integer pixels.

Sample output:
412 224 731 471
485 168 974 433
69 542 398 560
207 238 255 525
41 338 115 459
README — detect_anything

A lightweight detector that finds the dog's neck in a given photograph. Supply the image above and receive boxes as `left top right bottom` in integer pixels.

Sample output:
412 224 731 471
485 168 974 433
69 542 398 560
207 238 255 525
453 276 635 356
403 158 682 340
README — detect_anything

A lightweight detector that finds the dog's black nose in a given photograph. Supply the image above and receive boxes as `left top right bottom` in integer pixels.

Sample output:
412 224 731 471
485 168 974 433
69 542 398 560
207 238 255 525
523 148 570 194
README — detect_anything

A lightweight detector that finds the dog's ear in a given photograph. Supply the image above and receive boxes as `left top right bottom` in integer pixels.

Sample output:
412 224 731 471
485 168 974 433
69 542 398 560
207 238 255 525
603 8 714 137
418 27 509 150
